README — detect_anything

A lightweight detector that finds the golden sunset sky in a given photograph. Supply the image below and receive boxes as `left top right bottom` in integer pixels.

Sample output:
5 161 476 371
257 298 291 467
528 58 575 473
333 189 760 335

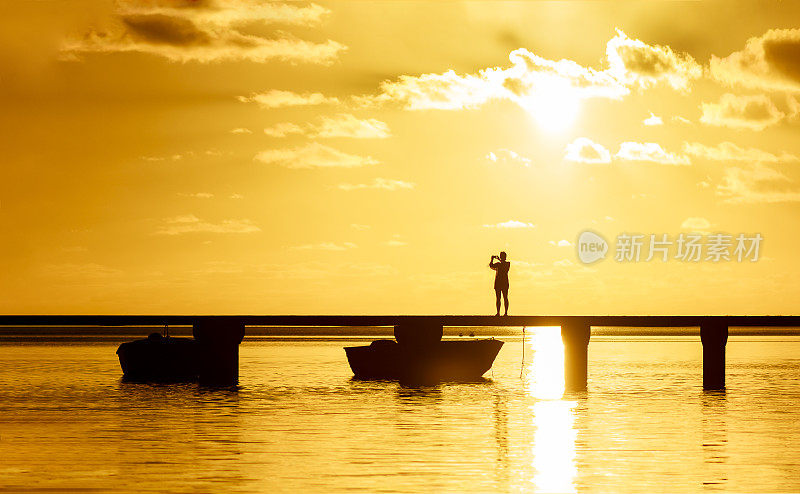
2 1 800 315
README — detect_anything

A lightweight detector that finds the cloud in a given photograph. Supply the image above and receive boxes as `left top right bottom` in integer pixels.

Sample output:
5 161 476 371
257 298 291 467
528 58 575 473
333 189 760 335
717 164 800 203
142 153 183 162
239 90 339 108
671 116 693 125
337 178 415 191
483 220 536 228
313 113 391 138
350 223 371 230
45 263 124 279
229 193 244 199
62 1 344 64
64 19 344 65
255 142 379 168
358 29 699 116
485 149 531 166
230 128 252 134
699 93 785 131
359 69 500 110
549 239 572 247
120 1 333 28
710 28 800 93
643 113 663 126
681 217 712 231
155 215 261 235
264 122 305 137
178 192 214 199
385 240 408 247
266 114 390 139
683 141 799 163
295 242 357 251
605 29 702 91
615 142 690 165
564 137 611 164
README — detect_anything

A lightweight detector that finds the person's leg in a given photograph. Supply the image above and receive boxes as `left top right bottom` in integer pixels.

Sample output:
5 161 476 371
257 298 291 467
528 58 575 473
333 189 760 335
502 288 509 316
495 289 501 316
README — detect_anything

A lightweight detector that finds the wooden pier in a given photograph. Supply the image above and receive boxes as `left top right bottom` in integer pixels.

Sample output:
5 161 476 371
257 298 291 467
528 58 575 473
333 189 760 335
2 315 799 389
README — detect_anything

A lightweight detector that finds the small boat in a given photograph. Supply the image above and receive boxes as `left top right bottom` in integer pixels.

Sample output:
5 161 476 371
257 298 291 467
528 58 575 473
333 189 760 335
116 332 199 382
345 338 503 383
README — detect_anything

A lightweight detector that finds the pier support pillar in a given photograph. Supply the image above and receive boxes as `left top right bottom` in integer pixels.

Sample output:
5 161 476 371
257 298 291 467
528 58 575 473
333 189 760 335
561 322 591 391
700 322 728 390
193 320 246 387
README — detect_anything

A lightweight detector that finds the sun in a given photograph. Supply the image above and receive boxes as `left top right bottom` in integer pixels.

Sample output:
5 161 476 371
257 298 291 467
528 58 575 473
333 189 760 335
521 81 580 133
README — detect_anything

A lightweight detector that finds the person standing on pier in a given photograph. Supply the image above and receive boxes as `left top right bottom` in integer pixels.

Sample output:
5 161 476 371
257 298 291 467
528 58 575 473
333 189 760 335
489 252 510 316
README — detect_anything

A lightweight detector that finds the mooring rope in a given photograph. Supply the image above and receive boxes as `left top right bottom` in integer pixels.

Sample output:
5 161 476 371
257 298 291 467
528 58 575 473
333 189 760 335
520 326 526 379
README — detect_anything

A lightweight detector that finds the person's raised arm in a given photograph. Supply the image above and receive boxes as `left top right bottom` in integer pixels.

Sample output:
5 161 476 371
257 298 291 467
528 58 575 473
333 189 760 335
489 255 498 269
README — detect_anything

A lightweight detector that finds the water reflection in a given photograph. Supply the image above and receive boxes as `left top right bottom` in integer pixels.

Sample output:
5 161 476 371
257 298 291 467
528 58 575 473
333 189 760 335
533 400 578 493
521 327 578 493
701 391 728 490
526 327 566 400
493 392 510 488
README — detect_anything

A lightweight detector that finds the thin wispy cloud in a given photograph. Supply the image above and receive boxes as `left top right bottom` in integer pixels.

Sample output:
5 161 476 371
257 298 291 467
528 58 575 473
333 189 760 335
564 137 611 164
684 141 799 163
615 142 690 165
255 143 379 168
337 178 415 191
178 192 214 199
239 90 339 108
643 113 663 126
155 215 261 235
681 217 712 232
264 114 391 139
485 149 531 166
700 93 785 131
264 122 305 137
230 128 252 135
717 164 800 204
295 242 357 251
483 220 536 228
313 114 391 138
142 154 183 162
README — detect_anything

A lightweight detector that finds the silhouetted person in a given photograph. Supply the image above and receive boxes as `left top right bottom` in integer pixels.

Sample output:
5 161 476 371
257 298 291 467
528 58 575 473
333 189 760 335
489 252 510 316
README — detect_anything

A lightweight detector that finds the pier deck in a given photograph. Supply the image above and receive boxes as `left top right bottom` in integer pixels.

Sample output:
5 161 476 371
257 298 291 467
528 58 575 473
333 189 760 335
2 315 798 390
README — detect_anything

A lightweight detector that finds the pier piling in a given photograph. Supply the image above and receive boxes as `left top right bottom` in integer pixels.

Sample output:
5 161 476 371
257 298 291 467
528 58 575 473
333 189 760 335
193 320 245 386
561 322 591 391
700 322 728 390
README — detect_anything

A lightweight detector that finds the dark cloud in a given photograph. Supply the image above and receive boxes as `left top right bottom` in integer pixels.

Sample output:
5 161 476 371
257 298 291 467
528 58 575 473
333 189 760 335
122 14 211 46
711 28 800 92
62 1 344 64
763 37 800 83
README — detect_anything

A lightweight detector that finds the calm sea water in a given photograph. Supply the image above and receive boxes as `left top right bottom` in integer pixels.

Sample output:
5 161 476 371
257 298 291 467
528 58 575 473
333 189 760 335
1 333 800 493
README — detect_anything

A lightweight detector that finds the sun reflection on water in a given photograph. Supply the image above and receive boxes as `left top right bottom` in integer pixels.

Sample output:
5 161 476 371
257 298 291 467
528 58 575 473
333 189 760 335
532 400 578 493
527 326 566 400
523 326 577 493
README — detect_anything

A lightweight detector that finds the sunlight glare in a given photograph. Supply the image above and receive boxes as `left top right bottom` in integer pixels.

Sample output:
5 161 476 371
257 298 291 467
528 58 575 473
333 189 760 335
527 326 566 400
533 400 578 493
522 82 580 133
